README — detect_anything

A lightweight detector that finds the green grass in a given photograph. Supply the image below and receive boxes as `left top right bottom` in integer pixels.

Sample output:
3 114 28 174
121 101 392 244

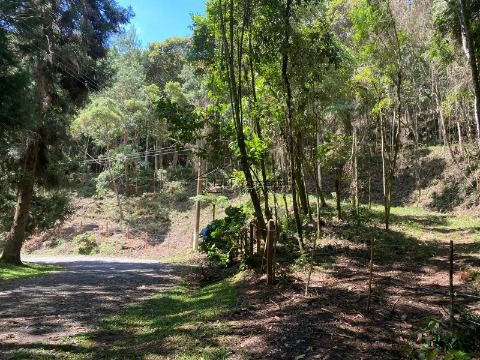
11 273 243 360
0 262 61 281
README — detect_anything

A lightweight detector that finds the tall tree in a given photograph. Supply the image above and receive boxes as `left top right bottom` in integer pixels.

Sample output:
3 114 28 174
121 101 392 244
1 0 131 264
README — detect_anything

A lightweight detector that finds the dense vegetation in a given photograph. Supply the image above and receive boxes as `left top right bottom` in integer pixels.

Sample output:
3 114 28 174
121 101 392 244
1 0 480 358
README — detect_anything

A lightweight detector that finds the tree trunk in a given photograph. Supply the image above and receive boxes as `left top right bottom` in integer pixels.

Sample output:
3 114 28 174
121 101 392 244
335 177 342 220
380 112 389 230
458 0 480 145
1 140 39 264
353 127 359 219
294 160 309 215
248 34 272 220
282 0 304 251
218 0 266 238
1 58 47 264
108 159 124 221
316 119 327 207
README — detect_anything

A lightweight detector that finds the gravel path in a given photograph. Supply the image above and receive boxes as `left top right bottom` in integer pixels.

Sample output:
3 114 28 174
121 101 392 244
0 256 186 350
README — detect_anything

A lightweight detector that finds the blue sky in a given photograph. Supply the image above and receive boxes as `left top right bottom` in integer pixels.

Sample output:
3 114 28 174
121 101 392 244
116 0 206 46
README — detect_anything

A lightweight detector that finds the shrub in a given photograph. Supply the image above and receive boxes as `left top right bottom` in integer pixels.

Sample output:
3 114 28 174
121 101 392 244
199 206 247 267
74 234 98 255
412 316 480 360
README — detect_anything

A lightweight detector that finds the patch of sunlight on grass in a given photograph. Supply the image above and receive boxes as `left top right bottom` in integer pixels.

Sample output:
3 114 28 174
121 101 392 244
10 272 243 360
92 273 242 358
0 262 61 281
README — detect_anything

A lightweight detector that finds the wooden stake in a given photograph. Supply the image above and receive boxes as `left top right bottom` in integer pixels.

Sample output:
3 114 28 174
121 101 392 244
126 225 130 240
256 223 262 254
249 222 254 256
192 147 203 251
449 240 455 327
266 220 275 285
106 222 109 237
305 196 320 296
367 238 374 312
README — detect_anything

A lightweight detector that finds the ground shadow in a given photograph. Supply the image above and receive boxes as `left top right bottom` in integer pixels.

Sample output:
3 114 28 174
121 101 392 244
0 259 192 359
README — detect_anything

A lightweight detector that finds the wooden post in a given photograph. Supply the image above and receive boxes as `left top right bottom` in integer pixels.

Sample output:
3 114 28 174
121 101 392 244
266 220 275 285
449 240 455 327
367 238 374 312
106 222 109 237
193 147 203 251
255 223 262 254
249 222 254 256
126 225 130 240
212 203 216 221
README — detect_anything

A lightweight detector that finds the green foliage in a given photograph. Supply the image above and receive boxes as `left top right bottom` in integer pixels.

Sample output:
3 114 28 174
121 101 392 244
10 274 241 359
199 206 247 267
317 133 352 171
190 194 228 206
229 127 269 164
414 316 479 360
0 192 73 237
0 263 61 281
74 234 98 255
157 96 202 145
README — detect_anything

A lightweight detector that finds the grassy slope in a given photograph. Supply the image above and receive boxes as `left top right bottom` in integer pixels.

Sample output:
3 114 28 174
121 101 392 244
0 263 61 281
13 273 242 360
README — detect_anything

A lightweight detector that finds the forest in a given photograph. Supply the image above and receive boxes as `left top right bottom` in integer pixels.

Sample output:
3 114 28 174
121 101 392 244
1 0 480 359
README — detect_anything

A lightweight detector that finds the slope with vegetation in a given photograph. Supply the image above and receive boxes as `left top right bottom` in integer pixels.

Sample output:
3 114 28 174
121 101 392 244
1 0 480 358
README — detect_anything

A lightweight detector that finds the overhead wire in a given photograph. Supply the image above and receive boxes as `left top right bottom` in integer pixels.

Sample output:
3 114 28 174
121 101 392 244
12 20 102 91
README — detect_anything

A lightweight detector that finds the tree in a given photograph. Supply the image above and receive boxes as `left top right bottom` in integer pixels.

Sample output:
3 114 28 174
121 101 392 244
435 0 480 144
1 0 131 264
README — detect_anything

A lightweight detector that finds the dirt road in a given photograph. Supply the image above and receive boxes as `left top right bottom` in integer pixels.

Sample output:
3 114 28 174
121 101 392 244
0 256 185 355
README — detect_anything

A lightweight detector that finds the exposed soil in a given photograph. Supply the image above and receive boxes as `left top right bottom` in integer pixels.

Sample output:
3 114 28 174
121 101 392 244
224 231 480 359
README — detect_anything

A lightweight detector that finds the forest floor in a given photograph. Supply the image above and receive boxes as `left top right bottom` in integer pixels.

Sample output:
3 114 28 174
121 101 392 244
224 205 480 359
1 204 479 359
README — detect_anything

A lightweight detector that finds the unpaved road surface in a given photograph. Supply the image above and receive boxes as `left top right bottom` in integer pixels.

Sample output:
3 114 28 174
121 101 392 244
0 256 186 352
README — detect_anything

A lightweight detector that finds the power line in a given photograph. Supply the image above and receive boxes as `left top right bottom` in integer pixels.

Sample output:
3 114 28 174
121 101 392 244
9 17 103 91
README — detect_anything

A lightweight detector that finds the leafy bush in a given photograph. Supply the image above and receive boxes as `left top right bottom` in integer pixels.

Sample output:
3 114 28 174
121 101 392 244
74 234 98 255
412 316 480 360
199 206 247 267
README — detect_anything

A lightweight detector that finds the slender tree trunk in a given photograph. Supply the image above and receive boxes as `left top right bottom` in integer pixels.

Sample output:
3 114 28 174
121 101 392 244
458 0 480 144
248 34 272 220
353 127 359 219
145 124 149 163
282 0 304 251
108 159 124 221
380 113 389 230
294 159 309 215
219 0 266 237
316 119 327 207
335 176 342 220
457 119 463 154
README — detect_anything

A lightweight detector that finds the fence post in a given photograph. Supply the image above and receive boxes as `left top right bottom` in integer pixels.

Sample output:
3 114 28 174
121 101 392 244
106 221 109 237
449 240 455 327
249 222 254 256
255 223 262 254
266 220 275 285
366 238 374 312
